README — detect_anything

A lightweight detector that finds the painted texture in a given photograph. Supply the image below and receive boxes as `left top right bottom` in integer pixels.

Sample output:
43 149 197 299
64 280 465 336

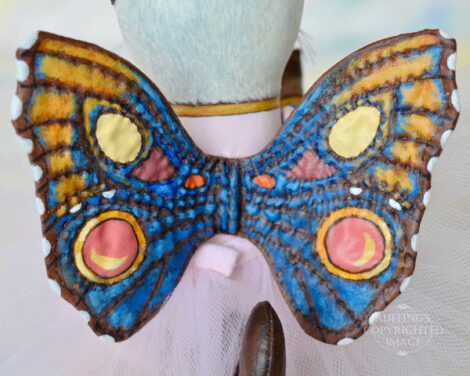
10 30 459 346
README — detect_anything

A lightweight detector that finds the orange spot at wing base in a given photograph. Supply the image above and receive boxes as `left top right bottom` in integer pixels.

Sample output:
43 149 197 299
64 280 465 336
185 175 206 189
253 175 276 189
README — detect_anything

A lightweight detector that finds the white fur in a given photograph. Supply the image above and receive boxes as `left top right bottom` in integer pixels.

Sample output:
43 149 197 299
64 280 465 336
114 0 304 104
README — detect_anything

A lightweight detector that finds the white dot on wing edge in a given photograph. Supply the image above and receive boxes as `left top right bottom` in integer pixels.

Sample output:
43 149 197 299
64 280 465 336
79 311 91 323
36 197 45 215
423 191 431 207
337 337 354 346
99 335 116 343
48 279 61 296
452 90 460 112
42 237 51 257
16 60 29 82
18 137 33 154
20 31 39 49
369 311 381 325
32 165 43 182
441 130 452 148
411 234 419 252
400 277 412 293
447 53 456 71
439 30 452 39
10 95 22 121
427 157 438 173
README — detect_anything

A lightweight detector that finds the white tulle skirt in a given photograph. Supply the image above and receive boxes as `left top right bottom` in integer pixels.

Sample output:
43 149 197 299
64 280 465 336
2 177 470 375
2 91 470 376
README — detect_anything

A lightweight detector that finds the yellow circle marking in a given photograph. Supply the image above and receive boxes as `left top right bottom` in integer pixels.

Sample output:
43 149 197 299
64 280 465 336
329 106 381 158
316 208 392 280
74 211 146 284
96 114 142 163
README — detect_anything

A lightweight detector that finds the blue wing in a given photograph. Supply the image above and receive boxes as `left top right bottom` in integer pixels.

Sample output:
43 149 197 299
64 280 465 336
53 188 217 340
242 29 459 344
12 31 219 341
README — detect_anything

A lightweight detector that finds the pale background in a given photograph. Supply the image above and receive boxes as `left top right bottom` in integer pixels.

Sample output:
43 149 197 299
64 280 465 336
1 1 470 375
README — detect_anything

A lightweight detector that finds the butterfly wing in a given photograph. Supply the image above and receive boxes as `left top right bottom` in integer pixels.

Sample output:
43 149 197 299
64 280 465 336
11 32 219 341
241 29 459 344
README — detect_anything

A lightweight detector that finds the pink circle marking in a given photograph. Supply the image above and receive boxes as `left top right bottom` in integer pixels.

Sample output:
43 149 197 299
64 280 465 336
83 219 139 278
325 217 385 273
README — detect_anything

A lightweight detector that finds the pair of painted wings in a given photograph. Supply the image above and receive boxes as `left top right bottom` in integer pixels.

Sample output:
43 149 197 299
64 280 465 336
11 30 459 344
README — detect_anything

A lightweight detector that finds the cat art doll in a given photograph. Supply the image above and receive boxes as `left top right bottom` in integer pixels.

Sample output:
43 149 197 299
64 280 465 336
10 0 459 374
